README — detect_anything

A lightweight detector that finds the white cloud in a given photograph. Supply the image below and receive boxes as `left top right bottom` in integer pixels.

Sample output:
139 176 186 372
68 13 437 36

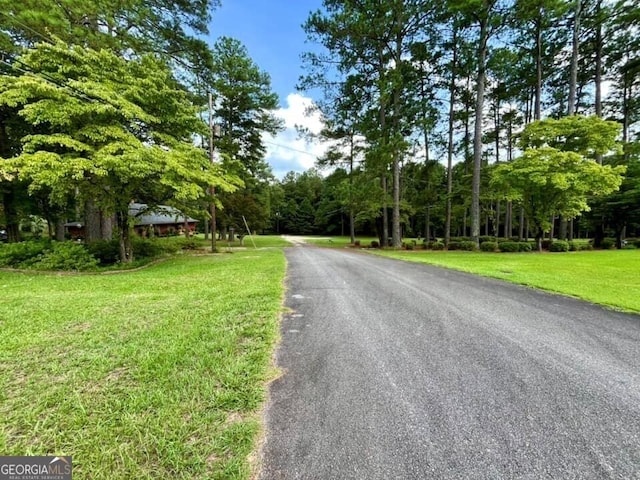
264 93 328 179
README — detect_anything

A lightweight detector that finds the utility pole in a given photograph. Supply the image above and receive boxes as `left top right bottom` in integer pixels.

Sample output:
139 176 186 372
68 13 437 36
209 92 218 253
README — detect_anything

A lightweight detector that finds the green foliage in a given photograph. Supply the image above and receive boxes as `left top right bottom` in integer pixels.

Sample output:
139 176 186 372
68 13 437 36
0 241 98 270
519 115 622 157
518 242 533 252
480 241 498 252
447 241 461 250
131 238 172 258
601 238 616 249
31 242 98 271
502 241 533 252
458 241 478 251
0 240 49 267
210 37 283 235
569 240 593 251
370 240 380 248
498 241 520 252
549 240 569 252
86 240 120 265
492 117 626 240
424 240 445 250
478 235 496 244
0 39 241 262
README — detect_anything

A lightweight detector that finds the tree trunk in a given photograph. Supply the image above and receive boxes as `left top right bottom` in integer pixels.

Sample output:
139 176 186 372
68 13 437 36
425 207 431 242
471 17 489 248
392 151 401 248
534 19 542 121
116 210 133 263
381 175 389 247
101 213 114 240
445 27 458 248
84 199 102 242
594 0 603 164
519 207 525 241
2 187 21 242
349 132 356 244
568 0 581 116
391 17 403 249
55 220 66 241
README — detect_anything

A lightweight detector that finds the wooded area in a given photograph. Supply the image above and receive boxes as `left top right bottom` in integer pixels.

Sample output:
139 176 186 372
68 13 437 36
1 0 639 261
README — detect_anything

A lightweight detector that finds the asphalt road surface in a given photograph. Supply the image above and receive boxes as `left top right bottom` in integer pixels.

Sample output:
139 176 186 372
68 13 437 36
259 244 640 479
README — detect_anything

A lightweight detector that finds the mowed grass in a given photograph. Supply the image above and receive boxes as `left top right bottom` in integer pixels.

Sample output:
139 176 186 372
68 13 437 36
303 236 380 248
191 234 292 249
374 249 640 313
0 250 285 479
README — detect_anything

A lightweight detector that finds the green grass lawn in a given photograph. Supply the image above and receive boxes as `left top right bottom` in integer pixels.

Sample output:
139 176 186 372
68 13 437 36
303 236 381 248
0 250 285 479
373 249 640 313
181 234 292 249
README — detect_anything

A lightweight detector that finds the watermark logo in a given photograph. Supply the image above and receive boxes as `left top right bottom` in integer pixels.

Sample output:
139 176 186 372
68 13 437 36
0 456 72 480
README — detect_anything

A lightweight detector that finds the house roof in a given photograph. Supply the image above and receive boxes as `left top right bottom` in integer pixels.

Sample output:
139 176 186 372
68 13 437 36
64 203 198 228
129 203 197 226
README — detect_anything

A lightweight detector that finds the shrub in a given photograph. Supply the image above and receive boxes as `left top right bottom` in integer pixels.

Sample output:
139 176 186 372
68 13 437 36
353 240 361 247
459 241 478 251
0 241 50 267
479 236 496 244
600 238 615 250
404 242 415 250
175 238 201 251
447 241 460 250
31 242 99 271
449 236 471 242
517 242 532 252
632 239 640 249
480 241 498 252
498 241 520 252
541 239 553 250
370 240 380 248
569 241 578 252
131 237 166 258
425 241 444 250
86 239 120 264
550 240 569 252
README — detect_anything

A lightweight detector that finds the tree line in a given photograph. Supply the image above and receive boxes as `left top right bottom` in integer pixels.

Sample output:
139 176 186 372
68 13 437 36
284 0 640 250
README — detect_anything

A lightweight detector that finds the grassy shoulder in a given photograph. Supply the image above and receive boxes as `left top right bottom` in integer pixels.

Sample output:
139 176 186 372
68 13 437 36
302 236 381 248
0 249 286 479
372 249 640 313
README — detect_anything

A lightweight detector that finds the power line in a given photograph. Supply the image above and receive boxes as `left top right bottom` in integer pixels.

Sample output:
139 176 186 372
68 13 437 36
0 11 55 45
0 57 100 105
263 139 323 157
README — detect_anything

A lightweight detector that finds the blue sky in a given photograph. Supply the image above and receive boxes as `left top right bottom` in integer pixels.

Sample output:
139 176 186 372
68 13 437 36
207 1 328 178
209 1 323 105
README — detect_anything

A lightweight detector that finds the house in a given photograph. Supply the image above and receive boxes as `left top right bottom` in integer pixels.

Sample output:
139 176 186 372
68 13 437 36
65 203 198 239
129 203 198 237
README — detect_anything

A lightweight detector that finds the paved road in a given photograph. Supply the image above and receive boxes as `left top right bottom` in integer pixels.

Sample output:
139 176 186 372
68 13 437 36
259 245 640 479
